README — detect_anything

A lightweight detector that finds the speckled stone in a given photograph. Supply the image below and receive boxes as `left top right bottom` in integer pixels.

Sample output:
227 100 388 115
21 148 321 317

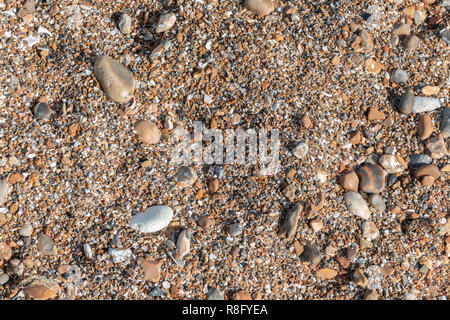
425 134 448 159
118 13 132 34
94 55 135 103
108 248 132 263
357 164 386 193
362 221 379 240
409 154 432 169
130 205 173 233
134 120 160 144
155 12 176 33
24 277 59 300
369 194 385 212
344 191 371 220
173 166 197 188
379 154 407 173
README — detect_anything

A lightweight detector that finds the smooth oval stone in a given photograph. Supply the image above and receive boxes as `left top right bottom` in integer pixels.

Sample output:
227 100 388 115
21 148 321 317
413 96 442 113
357 164 386 193
369 194 386 212
244 0 275 16
344 191 371 220
118 13 132 34
34 102 52 120
130 205 173 233
155 12 176 33
398 92 414 114
414 164 441 179
173 166 197 188
378 154 407 173
440 108 450 137
391 69 409 83
409 154 432 169
134 120 160 144
94 55 135 103
0 179 9 205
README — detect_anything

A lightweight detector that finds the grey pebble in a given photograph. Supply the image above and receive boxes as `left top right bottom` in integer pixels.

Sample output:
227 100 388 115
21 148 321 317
369 194 386 212
409 154 432 169
413 96 442 113
440 29 450 45
206 287 224 300
229 223 243 237
150 286 164 297
398 92 414 114
299 242 321 265
391 69 408 83
34 102 53 120
344 192 371 220
440 108 450 138
118 13 132 34
0 273 9 286
109 248 132 264
0 179 9 205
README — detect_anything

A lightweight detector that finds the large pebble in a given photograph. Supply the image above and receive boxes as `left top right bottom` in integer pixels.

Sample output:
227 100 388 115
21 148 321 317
339 171 359 191
0 179 9 205
299 242 321 265
409 154 432 169
391 69 408 83
405 35 420 51
378 154 407 173
244 0 275 16
130 205 173 233
417 114 433 140
155 13 176 33
357 164 386 194
413 164 441 179
37 233 57 256
426 134 447 159
94 55 135 103
173 166 197 188
118 13 132 34
392 23 410 36
413 96 442 113
292 142 308 159
0 242 12 261
440 108 450 138
24 277 59 300
344 192 371 220
369 194 385 212
134 120 160 144
398 92 414 114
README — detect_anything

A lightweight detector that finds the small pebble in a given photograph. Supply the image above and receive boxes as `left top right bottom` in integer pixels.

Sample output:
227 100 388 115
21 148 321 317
425 134 447 159
292 142 308 159
197 216 215 230
229 223 243 237
0 273 9 286
413 164 441 180
0 242 12 261
173 229 191 261
398 92 414 114
34 102 53 120
357 164 386 194
344 192 371 220
19 223 33 237
37 233 57 256
440 108 450 138
109 248 132 264
316 268 338 279
409 154 432 169
362 221 379 240
83 243 93 259
134 120 160 145
139 258 163 282
155 13 176 33
413 96 442 113
392 23 410 36
208 178 220 193
369 194 385 212
299 242 321 265
353 268 368 286
0 179 9 205
378 154 407 173
173 166 197 188
118 13 132 34
206 287 224 300
24 277 59 300
390 69 409 83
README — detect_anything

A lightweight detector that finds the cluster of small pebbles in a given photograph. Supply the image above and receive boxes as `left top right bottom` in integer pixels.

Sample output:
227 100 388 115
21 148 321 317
0 0 448 301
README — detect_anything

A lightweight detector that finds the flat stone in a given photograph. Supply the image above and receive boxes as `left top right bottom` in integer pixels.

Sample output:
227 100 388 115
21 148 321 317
426 134 447 159
139 258 163 282
367 108 386 120
409 154 432 169
391 69 409 83
0 242 12 261
134 120 160 144
417 114 433 140
197 216 215 229
440 108 450 138
299 242 321 265
37 233 57 256
24 277 59 300
108 248 132 263
316 268 338 279
360 29 374 52
244 0 275 16
229 223 243 237
19 223 33 237
357 164 386 194
173 166 197 188
173 229 191 261
422 85 440 96
362 221 379 240
130 205 173 233
392 23 410 36
369 194 385 212
0 179 9 205
292 142 308 159
344 192 371 220
94 55 135 103
155 12 176 33
206 287 224 300
413 96 442 113
278 203 303 241
405 35 420 50
0 273 9 285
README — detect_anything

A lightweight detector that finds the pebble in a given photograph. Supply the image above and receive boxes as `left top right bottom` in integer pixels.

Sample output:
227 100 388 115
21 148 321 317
109 248 132 264
149 286 163 297
173 229 191 261
413 164 441 180
299 242 321 265
229 223 244 237
0 273 9 286
207 178 220 193
292 142 308 159
362 221 379 240
130 205 174 233
392 23 411 36
422 85 440 96
378 154 407 173
138 258 163 282
0 242 12 261
309 219 323 232
357 164 386 194
360 30 374 52
37 233 57 256
118 13 132 34
425 134 447 159
19 223 33 237
316 268 338 279
367 108 386 121
414 10 426 25
277 203 303 241
155 13 176 33
83 243 93 259
233 290 252 300
173 166 197 188
134 120 160 144
197 216 215 230
390 68 409 83
369 194 385 212
353 268 368 287
365 59 383 74
440 108 450 138
34 102 53 120
0 179 9 205
344 192 371 220
417 114 433 140
398 92 414 114
413 96 442 113
206 287 224 300
364 289 379 300
150 40 172 59
409 154 432 169
440 29 450 45
244 0 275 16
94 55 135 103
24 277 59 300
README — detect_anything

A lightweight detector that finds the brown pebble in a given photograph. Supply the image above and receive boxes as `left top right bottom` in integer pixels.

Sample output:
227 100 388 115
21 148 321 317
336 256 350 268
421 175 435 186
339 170 359 192
293 241 304 256
24 277 59 300
379 265 395 276
207 178 220 193
367 108 386 121
0 242 12 261
417 114 433 140
353 268 368 286
277 203 303 241
425 134 447 159
197 216 215 230
405 35 420 51
232 289 252 300
316 268 338 279
139 258 163 282
301 114 312 128
349 131 361 145
134 120 160 144
244 0 275 16
357 164 386 193
230 246 240 259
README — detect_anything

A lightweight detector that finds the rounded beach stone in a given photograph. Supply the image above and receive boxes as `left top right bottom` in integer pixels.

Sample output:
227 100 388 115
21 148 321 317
0 179 9 205
244 0 275 16
378 154 407 173
34 102 52 120
344 191 371 220
130 205 174 233
357 164 386 193
94 55 135 103
155 12 176 33
390 69 408 83
173 166 197 187
417 114 433 140
134 120 160 144
413 164 441 179
24 277 59 300
398 92 414 114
